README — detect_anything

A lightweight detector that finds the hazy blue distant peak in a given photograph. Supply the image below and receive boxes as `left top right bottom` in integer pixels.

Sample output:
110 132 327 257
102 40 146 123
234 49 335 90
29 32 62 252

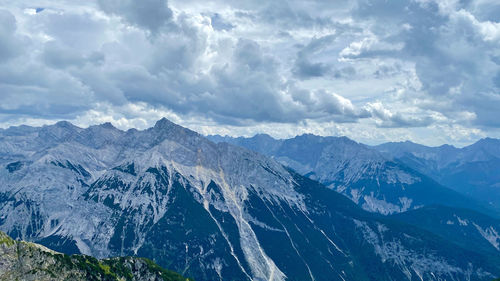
207 132 500 217
466 137 500 150
82 122 123 135
53 120 79 129
250 133 276 140
291 133 353 142
153 117 177 129
1 125 40 136
375 137 500 160
436 143 458 150
146 118 209 150
208 133 277 141
151 117 200 137
374 140 464 161
476 137 500 143
96 122 117 130
205 134 230 143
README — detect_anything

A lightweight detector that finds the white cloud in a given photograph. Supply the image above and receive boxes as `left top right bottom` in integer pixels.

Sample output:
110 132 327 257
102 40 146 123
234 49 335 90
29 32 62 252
0 0 499 146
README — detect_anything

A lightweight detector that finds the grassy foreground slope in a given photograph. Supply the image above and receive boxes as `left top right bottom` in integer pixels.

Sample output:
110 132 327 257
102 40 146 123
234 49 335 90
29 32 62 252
0 231 192 281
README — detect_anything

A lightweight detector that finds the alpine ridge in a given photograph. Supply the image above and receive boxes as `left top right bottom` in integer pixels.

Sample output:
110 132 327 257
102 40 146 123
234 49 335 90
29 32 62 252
0 119 499 280
207 134 494 216
375 138 500 212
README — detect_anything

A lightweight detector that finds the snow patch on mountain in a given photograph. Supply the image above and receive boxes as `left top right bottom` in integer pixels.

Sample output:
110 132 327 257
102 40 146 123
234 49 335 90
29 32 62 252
385 168 420 185
353 219 484 279
455 215 469 226
361 194 413 215
473 223 500 250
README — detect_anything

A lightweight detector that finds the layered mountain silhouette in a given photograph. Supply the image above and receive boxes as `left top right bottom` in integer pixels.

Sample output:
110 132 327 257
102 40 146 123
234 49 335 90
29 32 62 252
208 134 496 217
375 138 500 212
0 119 499 280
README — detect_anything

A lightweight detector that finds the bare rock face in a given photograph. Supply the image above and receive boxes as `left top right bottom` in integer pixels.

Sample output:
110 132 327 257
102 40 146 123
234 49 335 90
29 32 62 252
1 120 500 281
0 231 190 281
207 134 495 216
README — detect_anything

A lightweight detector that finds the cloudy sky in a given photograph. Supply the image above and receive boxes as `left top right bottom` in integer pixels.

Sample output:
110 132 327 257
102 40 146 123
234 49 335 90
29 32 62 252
0 0 499 146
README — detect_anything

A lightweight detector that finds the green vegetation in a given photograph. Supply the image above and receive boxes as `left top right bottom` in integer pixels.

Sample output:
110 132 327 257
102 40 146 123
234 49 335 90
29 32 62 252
0 231 15 246
140 257 193 281
0 231 192 281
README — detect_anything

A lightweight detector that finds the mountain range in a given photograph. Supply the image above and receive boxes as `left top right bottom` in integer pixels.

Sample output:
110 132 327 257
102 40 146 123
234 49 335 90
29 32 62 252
0 119 499 280
375 138 500 211
207 134 498 217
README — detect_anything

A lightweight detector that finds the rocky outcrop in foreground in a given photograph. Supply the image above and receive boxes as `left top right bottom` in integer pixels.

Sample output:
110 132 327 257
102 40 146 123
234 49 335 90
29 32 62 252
0 231 191 281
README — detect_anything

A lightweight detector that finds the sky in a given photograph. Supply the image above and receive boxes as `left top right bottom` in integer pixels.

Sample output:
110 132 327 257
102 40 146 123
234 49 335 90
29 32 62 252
0 0 499 146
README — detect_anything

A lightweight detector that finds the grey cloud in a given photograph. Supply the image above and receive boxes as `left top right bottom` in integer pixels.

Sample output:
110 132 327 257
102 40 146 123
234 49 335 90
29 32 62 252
292 35 336 78
210 13 235 31
204 0 352 32
293 57 329 78
147 15 208 73
350 0 500 128
2 0 499 145
367 103 435 128
373 64 403 79
40 11 109 50
0 10 98 120
314 89 370 120
202 39 295 123
494 71 500 88
332 66 356 79
0 1 381 127
0 10 23 62
293 34 358 80
107 36 369 125
258 1 325 29
232 39 274 72
42 41 86 68
241 0 353 29
377 115 435 128
98 0 173 32
0 62 94 119
463 0 500 21
201 39 369 124
352 1 446 59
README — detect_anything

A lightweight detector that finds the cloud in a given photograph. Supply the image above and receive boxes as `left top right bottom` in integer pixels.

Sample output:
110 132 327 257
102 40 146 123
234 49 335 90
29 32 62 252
0 61 94 118
97 0 173 32
0 0 499 146
3 1 368 128
292 35 335 78
0 10 24 62
346 0 500 128
210 13 234 31
366 102 435 128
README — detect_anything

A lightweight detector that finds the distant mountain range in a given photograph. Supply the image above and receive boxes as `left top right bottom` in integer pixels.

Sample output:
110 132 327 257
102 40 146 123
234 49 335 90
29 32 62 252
207 134 499 217
374 138 500 211
0 119 499 280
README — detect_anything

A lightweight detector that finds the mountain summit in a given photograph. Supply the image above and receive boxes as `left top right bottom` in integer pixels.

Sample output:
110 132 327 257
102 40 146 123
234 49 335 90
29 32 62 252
208 134 493 216
375 138 500 211
1 120 499 280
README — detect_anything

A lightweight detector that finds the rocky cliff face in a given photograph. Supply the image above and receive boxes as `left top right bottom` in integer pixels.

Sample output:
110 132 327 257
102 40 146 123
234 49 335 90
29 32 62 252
208 134 492 216
0 231 190 281
1 119 499 281
375 138 500 212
